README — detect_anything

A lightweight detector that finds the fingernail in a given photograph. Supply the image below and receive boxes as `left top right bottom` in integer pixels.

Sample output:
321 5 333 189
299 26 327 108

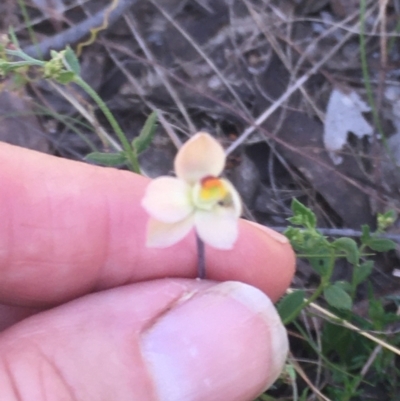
226 282 289 392
141 281 288 401
246 221 289 244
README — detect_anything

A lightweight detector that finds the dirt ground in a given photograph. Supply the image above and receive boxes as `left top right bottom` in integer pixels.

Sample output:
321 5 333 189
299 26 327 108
2 0 400 399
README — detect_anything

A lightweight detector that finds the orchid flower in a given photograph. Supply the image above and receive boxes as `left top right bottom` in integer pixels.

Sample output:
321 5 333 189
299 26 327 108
142 132 242 251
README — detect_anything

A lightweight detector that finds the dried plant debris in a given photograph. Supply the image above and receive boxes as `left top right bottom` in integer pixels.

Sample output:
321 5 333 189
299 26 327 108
30 0 64 16
385 86 400 138
324 88 373 165
6 0 399 223
6 1 400 214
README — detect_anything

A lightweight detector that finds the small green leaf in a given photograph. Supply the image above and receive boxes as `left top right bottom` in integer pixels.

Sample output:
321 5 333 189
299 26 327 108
307 245 332 276
283 227 304 245
289 199 316 229
283 364 297 381
335 280 352 293
309 256 331 276
63 46 80 75
382 210 397 220
277 290 305 324
353 261 373 286
377 210 397 231
132 111 158 154
333 237 359 264
322 322 355 359
360 224 371 244
324 283 352 310
365 237 396 252
85 151 127 166
55 71 75 84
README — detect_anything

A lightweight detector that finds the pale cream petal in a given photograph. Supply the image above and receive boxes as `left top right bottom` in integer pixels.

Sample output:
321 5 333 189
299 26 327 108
174 133 226 184
146 216 194 248
194 208 239 250
142 177 193 223
220 178 242 218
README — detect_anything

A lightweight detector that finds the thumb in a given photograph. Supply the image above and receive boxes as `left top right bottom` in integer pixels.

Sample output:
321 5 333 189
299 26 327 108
0 280 288 401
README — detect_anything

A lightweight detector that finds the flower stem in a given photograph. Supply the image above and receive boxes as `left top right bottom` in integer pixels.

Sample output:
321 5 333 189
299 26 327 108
196 234 206 279
73 75 141 174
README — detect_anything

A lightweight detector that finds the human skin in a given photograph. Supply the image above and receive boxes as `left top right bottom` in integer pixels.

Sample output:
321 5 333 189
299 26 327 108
0 142 295 401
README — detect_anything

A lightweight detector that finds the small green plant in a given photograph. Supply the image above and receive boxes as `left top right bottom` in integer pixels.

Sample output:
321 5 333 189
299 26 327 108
0 31 157 174
85 110 158 169
276 199 400 400
278 199 396 324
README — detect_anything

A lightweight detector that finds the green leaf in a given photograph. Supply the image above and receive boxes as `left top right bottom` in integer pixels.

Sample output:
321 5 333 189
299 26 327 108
307 245 332 277
368 296 400 330
55 71 75 84
365 237 396 252
85 151 127 166
353 260 373 286
333 237 359 264
322 322 357 361
309 256 331 276
277 290 305 324
335 280 352 293
63 46 80 75
324 283 352 310
360 224 371 244
288 199 316 229
132 111 158 154
283 226 304 246
377 210 397 231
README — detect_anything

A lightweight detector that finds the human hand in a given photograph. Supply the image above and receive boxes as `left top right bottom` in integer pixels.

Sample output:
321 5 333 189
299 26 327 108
0 142 295 401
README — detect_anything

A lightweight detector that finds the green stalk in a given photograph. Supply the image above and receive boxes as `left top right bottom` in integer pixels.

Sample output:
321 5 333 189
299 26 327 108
73 76 141 173
359 0 385 136
17 0 42 59
2 38 141 173
282 249 336 325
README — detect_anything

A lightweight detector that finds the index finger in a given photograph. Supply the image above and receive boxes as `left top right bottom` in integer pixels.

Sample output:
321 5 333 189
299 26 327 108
0 143 295 306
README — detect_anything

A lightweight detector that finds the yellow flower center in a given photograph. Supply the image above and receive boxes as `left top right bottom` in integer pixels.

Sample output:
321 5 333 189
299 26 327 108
199 176 227 202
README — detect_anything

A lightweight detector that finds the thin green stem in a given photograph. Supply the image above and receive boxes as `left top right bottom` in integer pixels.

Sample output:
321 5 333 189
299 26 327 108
2 44 140 172
16 0 42 60
3 60 42 69
359 0 385 137
350 243 367 298
73 76 140 173
283 249 336 325
5 49 45 65
388 19 400 52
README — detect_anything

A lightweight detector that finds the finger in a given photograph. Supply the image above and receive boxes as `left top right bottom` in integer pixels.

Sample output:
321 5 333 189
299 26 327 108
0 304 41 332
0 143 295 305
0 279 288 401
